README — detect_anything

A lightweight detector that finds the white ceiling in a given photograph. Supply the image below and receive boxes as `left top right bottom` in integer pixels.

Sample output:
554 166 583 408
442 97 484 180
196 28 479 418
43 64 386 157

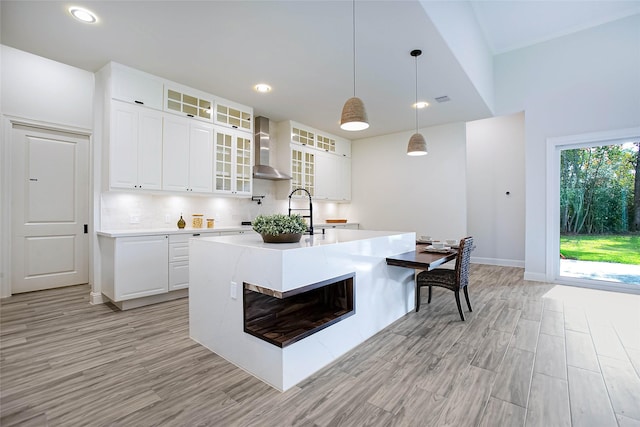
471 0 640 54
2 1 638 140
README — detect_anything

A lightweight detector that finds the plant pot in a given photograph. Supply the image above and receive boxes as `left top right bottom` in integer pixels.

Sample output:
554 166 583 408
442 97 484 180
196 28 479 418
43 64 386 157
260 233 302 244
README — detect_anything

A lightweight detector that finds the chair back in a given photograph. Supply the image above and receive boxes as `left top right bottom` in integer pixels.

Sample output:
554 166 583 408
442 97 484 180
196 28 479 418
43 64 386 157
454 236 473 289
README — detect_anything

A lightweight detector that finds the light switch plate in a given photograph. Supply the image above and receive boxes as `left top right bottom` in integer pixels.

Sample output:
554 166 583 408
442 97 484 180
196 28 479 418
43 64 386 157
230 282 237 299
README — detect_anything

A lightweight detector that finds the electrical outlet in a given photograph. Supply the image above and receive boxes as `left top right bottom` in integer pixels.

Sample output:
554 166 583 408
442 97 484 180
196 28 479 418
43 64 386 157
164 214 170 223
230 282 237 300
129 215 140 224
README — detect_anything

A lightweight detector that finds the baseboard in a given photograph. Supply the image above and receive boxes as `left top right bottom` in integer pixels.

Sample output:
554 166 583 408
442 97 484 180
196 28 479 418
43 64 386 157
523 271 547 282
90 291 105 305
104 289 189 310
471 257 525 268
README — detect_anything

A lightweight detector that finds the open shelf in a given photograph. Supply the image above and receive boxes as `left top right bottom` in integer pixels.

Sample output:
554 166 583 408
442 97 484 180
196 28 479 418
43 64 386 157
243 273 355 348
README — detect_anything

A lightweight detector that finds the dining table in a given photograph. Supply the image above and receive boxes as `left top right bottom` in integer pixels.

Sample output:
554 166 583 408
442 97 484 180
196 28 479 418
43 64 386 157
385 242 457 271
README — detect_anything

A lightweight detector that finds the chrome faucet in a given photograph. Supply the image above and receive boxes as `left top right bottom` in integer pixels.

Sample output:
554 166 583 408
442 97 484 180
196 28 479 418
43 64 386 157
288 188 313 235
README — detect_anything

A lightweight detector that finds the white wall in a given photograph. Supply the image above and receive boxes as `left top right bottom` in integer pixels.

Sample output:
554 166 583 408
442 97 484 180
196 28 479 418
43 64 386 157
348 122 467 240
466 112 525 266
1 45 94 129
0 45 95 297
494 15 640 280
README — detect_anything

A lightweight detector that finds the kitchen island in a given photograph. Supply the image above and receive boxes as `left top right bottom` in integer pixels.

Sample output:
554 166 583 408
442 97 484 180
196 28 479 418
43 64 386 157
189 229 415 391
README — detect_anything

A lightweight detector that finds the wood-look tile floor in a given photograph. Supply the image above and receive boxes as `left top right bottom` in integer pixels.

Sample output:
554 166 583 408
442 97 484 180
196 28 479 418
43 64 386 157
2 265 639 426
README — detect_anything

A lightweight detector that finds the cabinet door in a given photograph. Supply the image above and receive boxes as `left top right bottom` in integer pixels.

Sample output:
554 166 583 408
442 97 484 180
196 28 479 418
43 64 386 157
112 65 163 109
166 87 213 122
304 150 315 197
162 116 190 192
114 235 168 300
169 261 189 291
215 102 252 132
188 122 214 193
288 146 315 198
215 131 233 193
234 133 252 195
137 109 163 190
110 102 139 189
337 156 351 201
314 151 335 200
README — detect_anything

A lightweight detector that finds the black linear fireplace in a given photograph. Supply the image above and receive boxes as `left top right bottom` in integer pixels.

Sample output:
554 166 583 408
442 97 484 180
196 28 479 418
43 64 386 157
243 272 355 348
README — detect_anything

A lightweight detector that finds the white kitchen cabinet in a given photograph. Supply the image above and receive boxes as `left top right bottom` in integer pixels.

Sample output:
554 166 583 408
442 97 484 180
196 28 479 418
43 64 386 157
100 235 169 302
165 85 213 122
168 232 220 290
336 155 352 201
215 99 253 132
109 100 163 190
110 63 164 110
314 151 351 202
162 115 214 193
277 120 352 201
314 150 334 200
283 145 315 199
214 127 253 196
335 137 351 157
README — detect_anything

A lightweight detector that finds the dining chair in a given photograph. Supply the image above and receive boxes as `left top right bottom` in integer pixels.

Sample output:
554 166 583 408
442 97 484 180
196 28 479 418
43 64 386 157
415 236 474 321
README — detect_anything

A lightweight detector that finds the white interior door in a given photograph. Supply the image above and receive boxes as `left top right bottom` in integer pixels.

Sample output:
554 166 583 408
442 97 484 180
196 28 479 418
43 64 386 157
11 125 89 293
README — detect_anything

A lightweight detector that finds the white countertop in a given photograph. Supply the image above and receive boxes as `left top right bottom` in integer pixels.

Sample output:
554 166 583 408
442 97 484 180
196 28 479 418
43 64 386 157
198 229 405 251
96 222 358 238
96 226 253 238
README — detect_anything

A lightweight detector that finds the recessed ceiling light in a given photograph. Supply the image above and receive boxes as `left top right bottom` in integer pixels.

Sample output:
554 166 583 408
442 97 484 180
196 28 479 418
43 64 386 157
69 6 97 23
413 101 429 109
254 83 272 93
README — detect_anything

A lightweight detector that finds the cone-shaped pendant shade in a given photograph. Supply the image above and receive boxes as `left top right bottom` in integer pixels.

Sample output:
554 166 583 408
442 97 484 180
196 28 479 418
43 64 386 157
407 132 427 156
340 97 369 131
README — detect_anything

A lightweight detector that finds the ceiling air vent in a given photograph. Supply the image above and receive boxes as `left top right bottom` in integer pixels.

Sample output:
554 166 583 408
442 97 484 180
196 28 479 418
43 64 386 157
435 96 450 103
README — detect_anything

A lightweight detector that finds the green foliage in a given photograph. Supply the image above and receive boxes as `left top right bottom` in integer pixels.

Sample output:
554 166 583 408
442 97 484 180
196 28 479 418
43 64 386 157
560 234 640 265
252 214 308 236
560 144 638 234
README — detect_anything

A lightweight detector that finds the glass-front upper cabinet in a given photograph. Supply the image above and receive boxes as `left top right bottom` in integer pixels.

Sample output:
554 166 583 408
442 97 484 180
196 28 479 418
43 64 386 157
215 100 252 132
290 146 315 197
165 85 213 122
316 134 336 152
214 127 253 196
292 127 315 148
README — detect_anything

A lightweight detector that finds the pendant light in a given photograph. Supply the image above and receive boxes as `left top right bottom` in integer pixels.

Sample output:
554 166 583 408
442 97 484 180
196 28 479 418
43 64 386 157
340 0 369 131
407 49 427 156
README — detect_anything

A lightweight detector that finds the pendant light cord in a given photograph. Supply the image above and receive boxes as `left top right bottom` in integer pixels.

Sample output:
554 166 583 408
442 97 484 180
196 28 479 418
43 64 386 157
414 54 418 133
352 0 356 97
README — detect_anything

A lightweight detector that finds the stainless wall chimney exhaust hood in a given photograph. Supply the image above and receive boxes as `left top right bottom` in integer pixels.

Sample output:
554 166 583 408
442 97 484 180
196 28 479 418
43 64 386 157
253 116 291 180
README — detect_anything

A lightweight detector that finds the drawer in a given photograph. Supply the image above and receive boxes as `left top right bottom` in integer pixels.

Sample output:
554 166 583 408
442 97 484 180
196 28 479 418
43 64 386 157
169 232 219 244
169 243 189 262
169 261 189 290
219 230 254 236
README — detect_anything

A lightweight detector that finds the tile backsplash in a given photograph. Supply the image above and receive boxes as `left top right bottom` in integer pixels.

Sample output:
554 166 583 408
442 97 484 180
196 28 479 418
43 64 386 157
100 180 353 230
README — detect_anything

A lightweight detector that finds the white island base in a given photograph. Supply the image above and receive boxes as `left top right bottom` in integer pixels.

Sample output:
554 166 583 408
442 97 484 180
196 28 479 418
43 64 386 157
189 229 415 391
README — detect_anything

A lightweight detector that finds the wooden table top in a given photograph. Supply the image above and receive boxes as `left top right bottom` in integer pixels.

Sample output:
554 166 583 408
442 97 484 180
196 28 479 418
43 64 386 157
385 244 457 271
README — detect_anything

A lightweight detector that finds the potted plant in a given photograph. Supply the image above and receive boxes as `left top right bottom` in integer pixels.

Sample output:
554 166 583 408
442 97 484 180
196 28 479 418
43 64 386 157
252 214 308 243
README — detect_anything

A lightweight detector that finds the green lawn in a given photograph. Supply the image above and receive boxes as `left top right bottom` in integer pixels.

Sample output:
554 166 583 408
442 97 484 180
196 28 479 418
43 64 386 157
560 234 640 265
